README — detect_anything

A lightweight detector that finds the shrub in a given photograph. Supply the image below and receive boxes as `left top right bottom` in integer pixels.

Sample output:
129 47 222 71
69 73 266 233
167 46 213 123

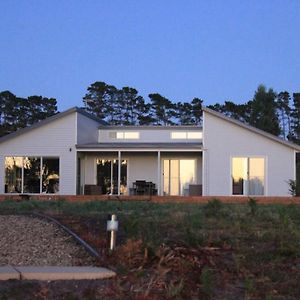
248 198 258 216
203 198 223 217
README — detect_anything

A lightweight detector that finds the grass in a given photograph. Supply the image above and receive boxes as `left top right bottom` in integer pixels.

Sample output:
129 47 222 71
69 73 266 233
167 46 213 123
1 198 300 299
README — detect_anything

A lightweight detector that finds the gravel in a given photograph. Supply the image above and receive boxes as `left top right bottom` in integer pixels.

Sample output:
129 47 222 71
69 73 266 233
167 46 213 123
0 215 97 266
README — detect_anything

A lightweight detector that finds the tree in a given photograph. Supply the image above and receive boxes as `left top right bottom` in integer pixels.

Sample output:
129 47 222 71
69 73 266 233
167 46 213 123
0 91 57 137
176 102 194 124
248 85 280 136
118 87 145 125
289 93 300 144
276 91 291 140
191 98 203 125
148 93 176 125
83 81 113 121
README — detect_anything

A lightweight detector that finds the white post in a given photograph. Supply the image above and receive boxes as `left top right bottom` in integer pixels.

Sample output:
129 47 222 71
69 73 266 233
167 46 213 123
118 151 121 195
157 151 161 195
107 214 118 250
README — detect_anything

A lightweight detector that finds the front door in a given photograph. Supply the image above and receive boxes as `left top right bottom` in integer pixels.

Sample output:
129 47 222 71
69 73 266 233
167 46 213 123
163 159 196 196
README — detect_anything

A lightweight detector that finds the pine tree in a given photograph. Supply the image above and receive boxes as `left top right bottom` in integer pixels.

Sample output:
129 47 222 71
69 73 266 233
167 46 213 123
290 93 300 144
276 91 291 140
248 85 280 136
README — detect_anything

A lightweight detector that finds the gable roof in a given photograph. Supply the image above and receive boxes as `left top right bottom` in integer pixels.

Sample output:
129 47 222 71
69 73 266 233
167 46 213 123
202 106 300 151
0 107 106 144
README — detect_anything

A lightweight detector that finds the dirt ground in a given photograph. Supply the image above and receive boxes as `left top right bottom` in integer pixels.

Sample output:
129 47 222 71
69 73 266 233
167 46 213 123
0 205 299 299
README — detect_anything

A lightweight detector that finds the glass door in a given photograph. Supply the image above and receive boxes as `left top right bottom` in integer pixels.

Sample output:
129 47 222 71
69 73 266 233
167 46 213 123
96 159 127 195
163 159 196 196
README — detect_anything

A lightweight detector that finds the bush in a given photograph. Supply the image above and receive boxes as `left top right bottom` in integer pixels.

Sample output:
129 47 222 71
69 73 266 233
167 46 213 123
203 199 223 217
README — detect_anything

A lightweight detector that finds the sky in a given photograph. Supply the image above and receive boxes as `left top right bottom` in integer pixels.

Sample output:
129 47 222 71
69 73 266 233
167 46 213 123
1 0 299 111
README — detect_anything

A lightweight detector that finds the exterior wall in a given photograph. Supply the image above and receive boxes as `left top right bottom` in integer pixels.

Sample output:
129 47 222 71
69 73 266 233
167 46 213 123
98 128 202 143
203 112 296 196
0 112 77 195
127 153 158 190
77 113 100 144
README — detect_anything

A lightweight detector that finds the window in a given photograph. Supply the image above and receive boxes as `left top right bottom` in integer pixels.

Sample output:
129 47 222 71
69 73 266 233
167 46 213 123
124 132 139 139
171 131 202 139
232 157 265 195
23 157 41 193
171 132 186 139
42 157 60 193
5 157 22 193
187 132 202 139
109 131 139 139
4 156 59 194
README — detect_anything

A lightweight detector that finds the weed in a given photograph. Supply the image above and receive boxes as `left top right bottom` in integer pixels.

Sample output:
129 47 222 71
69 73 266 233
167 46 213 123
248 197 258 216
200 266 214 299
166 279 184 298
244 276 255 299
203 198 223 217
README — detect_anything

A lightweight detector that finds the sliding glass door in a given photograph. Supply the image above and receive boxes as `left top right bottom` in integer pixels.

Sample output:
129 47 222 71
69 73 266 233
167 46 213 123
96 159 127 195
232 157 265 195
163 159 196 196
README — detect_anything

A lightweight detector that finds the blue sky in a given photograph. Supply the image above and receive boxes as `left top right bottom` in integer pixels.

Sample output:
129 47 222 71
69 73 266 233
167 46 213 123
1 0 299 111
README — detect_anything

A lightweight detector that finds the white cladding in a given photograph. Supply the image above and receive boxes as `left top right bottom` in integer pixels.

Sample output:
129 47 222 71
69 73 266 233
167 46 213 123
98 128 202 143
0 112 77 195
203 111 296 196
77 113 100 144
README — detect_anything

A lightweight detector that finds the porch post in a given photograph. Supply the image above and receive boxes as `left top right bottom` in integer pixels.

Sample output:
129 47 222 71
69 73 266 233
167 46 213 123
118 151 121 196
157 151 161 195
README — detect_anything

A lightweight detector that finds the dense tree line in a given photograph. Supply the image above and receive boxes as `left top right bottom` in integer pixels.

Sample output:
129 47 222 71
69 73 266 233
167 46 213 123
1 83 299 147
83 82 300 145
83 81 203 126
0 91 57 137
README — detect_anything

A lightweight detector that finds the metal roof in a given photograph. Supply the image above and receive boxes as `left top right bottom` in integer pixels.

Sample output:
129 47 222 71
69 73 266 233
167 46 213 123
76 142 202 150
202 106 300 151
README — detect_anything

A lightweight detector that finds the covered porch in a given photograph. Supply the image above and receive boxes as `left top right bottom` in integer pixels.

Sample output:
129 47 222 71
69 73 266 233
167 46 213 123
76 144 203 196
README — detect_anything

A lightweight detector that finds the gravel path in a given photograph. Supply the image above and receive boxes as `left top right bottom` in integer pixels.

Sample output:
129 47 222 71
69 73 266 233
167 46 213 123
0 215 97 266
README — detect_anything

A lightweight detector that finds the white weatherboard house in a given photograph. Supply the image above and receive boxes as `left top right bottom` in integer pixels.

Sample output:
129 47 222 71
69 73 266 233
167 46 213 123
0 107 299 197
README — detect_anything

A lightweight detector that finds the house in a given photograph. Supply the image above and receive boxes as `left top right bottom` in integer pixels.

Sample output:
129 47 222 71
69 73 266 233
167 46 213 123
0 106 299 197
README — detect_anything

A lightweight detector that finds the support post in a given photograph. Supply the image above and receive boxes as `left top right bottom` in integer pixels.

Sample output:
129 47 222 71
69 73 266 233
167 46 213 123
118 151 121 196
157 151 161 195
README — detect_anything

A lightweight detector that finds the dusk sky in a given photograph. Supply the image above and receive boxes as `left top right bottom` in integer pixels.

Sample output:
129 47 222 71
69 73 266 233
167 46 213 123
1 1 299 111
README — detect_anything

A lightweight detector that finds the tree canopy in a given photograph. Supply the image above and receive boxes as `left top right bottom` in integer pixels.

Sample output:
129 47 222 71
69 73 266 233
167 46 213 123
0 91 57 137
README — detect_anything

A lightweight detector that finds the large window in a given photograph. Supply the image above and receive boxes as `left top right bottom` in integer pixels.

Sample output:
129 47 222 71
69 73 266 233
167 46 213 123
232 157 265 195
5 156 59 194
